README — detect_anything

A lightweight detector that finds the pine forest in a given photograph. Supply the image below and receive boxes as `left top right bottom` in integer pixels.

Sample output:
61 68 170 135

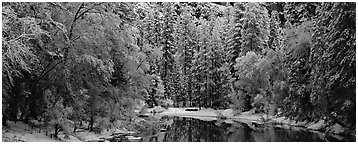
2 2 356 142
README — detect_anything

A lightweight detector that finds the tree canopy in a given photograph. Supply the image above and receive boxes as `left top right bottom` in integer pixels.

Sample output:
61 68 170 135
2 2 356 135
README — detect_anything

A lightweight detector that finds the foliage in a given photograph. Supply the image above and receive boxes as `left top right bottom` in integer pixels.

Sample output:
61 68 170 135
2 2 355 134
310 2 355 127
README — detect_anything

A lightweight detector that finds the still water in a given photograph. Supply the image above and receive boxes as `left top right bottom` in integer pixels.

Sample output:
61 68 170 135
139 116 355 142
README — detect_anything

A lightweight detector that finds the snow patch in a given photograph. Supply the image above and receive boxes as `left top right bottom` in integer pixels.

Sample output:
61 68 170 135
2 121 64 142
221 109 234 118
329 123 345 134
307 120 326 130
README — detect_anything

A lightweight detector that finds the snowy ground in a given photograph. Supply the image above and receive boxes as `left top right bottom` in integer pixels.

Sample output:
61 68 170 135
2 121 69 142
2 121 135 142
157 107 265 124
159 107 218 117
157 107 288 125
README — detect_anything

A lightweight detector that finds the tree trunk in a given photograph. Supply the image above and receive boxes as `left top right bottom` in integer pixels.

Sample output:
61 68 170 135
21 95 30 124
54 124 60 138
89 114 94 131
24 113 29 124
2 113 7 126
73 122 77 133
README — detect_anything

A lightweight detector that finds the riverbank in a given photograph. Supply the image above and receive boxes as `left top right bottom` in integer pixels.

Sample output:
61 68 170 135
2 118 159 142
2 107 353 142
155 107 354 137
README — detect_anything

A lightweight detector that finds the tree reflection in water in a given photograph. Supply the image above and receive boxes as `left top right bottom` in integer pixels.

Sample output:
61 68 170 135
142 116 354 142
163 117 228 142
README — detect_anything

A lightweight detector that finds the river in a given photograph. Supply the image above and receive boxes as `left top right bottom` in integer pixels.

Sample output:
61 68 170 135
134 116 355 142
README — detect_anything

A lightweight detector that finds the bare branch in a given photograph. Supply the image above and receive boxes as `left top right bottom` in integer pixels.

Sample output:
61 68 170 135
68 3 85 40
6 34 36 43
68 2 103 40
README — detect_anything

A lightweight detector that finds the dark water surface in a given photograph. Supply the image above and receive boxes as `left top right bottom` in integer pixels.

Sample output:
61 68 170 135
139 116 355 142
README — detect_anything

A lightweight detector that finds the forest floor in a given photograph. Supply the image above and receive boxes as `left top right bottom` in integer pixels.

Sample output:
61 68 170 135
2 121 79 142
2 120 139 142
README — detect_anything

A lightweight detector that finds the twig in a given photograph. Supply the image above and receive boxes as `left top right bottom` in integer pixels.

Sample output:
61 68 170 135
68 2 103 40
68 3 85 40
6 34 36 43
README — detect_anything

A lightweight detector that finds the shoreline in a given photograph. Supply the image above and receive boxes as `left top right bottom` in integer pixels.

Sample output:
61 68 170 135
154 107 355 137
2 107 355 142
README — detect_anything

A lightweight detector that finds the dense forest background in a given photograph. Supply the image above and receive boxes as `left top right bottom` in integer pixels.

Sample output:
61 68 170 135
2 2 355 135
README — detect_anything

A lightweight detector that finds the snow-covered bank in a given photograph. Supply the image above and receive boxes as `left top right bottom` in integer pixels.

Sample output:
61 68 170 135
2 121 78 142
73 127 137 142
2 120 139 142
159 107 218 117
156 107 351 136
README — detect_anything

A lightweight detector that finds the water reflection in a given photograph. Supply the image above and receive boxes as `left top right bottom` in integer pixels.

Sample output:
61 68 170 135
142 116 355 142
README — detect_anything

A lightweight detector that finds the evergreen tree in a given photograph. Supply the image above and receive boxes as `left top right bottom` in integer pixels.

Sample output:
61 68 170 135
227 3 245 75
310 2 355 127
230 2 270 112
160 3 177 101
240 3 270 55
